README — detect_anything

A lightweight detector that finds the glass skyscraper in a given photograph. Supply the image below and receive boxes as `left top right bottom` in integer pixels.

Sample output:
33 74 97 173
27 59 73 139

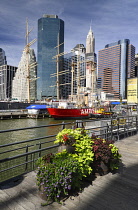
98 39 135 99
37 15 64 100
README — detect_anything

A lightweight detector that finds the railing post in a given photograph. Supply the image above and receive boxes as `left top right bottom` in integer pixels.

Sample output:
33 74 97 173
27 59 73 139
126 116 129 137
39 142 41 158
76 120 84 128
25 145 28 171
124 121 126 138
117 117 120 141
131 116 133 136
106 123 109 141
136 116 138 133
62 121 65 130
111 117 113 141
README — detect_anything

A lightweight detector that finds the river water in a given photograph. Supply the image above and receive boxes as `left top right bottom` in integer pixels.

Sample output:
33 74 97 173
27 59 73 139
0 117 108 182
0 117 75 145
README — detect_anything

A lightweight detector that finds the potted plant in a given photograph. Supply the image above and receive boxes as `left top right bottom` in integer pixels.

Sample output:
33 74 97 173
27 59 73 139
91 135 121 176
36 150 83 204
54 128 83 153
36 129 122 205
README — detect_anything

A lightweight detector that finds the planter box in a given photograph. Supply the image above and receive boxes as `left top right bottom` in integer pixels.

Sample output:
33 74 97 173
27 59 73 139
58 145 75 153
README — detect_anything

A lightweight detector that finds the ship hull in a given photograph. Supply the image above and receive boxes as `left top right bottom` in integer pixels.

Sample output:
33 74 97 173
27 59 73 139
47 108 95 119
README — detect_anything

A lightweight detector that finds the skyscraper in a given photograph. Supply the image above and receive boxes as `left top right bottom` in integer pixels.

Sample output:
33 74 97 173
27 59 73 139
0 65 17 100
85 26 97 105
98 39 135 99
0 48 17 100
62 44 86 99
86 26 95 54
37 15 64 100
0 48 7 66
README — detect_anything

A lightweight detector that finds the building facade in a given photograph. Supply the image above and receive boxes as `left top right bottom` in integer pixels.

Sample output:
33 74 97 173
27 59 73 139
98 39 135 99
86 26 95 54
62 44 86 101
127 77 138 104
12 48 37 102
135 54 138 77
37 15 64 100
0 65 17 100
0 48 7 66
85 26 97 106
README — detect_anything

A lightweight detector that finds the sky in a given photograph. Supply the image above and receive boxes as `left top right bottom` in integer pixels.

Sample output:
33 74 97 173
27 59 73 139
0 0 138 66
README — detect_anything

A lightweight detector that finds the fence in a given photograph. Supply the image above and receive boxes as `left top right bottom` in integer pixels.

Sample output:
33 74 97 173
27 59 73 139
0 116 138 183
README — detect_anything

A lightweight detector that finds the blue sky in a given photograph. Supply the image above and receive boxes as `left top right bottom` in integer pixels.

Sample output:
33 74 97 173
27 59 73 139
0 0 138 66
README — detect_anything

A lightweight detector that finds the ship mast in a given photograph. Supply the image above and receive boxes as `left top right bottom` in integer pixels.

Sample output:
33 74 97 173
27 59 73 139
25 18 37 103
26 19 30 103
52 39 66 101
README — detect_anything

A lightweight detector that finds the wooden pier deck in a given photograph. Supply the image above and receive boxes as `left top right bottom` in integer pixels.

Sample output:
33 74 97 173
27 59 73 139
0 134 138 210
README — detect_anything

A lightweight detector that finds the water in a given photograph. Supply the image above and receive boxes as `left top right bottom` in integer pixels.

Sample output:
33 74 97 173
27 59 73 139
0 117 107 182
0 118 75 145
0 118 76 182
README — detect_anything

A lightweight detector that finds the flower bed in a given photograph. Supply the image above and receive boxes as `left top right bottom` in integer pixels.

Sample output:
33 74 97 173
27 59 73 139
36 128 122 204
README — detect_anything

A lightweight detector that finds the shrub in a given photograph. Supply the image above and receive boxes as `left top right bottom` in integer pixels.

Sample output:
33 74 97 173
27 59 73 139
36 129 122 204
54 128 77 145
70 128 94 176
91 136 121 173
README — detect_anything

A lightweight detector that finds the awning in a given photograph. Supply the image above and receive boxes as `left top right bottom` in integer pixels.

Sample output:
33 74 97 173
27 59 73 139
110 101 125 105
26 104 49 109
110 102 120 105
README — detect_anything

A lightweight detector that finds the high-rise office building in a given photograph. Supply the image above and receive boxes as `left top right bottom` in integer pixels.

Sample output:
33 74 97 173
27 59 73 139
0 48 16 100
86 26 95 54
135 54 138 77
0 65 17 100
85 26 97 105
62 44 86 99
98 39 135 99
37 15 64 100
0 48 7 66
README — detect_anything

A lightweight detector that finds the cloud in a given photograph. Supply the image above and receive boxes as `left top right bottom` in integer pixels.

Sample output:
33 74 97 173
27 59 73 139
0 0 138 67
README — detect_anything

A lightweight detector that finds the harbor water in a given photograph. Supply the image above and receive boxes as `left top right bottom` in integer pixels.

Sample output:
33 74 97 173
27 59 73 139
0 117 110 146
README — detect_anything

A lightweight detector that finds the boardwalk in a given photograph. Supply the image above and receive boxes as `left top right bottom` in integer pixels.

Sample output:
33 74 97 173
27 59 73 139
0 134 138 210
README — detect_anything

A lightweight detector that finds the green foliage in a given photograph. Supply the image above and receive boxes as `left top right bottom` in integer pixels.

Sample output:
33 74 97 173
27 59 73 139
54 128 77 145
54 128 89 145
36 128 122 204
109 144 122 170
70 128 94 176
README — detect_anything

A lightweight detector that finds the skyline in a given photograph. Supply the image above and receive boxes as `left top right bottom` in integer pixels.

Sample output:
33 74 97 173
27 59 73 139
0 0 138 67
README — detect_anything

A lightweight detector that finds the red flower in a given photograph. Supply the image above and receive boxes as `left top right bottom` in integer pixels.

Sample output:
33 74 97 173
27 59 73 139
63 134 69 142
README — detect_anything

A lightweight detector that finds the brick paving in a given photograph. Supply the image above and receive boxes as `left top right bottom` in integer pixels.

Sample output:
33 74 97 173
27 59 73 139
0 134 138 210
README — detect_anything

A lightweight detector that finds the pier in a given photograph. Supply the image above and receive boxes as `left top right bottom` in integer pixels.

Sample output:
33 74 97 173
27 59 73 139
0 133 138 210
0 110 49 119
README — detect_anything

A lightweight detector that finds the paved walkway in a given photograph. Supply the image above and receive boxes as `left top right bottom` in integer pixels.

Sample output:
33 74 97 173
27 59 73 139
0 134 138 210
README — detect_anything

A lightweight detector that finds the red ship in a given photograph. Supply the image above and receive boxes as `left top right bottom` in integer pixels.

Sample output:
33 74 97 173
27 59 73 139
47 101 113 119
47 107 96 119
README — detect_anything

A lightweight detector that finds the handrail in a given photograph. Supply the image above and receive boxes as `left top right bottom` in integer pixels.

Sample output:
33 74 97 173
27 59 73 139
0 115 138 183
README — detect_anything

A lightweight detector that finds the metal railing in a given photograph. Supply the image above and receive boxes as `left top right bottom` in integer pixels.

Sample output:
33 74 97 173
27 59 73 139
0 116 138 183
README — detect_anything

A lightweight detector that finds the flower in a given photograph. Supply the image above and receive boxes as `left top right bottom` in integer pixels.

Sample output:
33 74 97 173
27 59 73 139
36 151 83 203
